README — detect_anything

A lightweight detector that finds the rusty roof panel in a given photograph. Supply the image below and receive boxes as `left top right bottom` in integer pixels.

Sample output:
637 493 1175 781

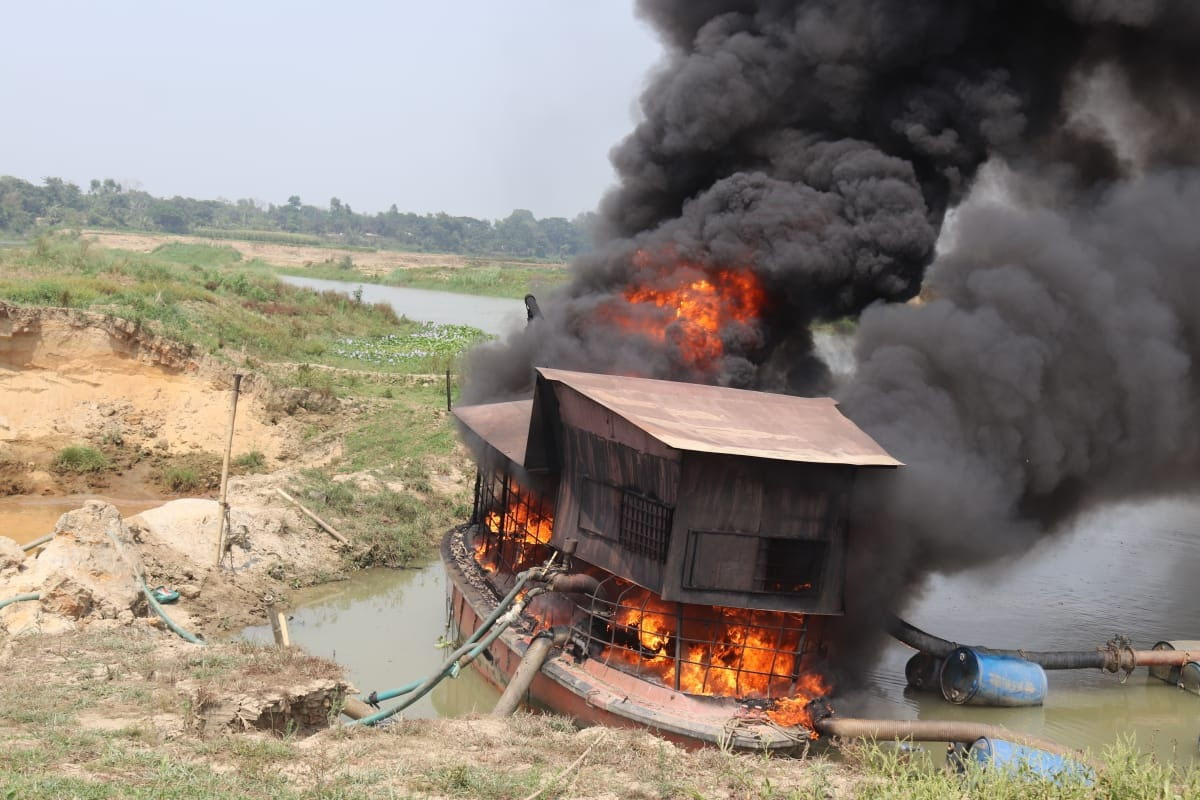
537 368 900 467
453 399 533 465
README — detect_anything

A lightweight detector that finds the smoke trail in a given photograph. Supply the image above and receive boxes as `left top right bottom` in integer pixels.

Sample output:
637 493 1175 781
462 0 1200 672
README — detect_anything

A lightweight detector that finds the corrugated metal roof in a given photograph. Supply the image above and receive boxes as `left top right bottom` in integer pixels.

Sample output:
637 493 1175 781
453 399 532 465
537 368 901 467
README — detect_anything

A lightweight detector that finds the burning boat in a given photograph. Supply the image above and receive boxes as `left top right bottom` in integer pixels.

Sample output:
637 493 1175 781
445 367 899 747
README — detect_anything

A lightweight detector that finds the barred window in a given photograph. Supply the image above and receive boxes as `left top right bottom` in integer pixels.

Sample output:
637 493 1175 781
619 490 673 563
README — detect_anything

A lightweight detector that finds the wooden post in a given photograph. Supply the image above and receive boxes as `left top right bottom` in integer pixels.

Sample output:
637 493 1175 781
214 374 243 567
445 367 452 411
267 604 291 647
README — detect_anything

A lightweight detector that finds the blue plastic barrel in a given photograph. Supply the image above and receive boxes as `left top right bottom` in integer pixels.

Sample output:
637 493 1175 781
968 737 1093 785
939 646 1047 706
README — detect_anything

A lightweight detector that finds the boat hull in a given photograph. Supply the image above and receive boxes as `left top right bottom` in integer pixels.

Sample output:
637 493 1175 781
442 525 813 751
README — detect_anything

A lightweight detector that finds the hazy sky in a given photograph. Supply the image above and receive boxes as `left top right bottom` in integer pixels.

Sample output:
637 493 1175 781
0 2 662 220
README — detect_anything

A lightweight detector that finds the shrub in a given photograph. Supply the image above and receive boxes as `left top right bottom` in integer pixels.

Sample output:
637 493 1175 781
52 446 108 473
233 451 266 473
162 466 200 492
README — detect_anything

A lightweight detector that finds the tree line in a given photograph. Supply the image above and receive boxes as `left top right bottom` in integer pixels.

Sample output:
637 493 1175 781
0 175 595 259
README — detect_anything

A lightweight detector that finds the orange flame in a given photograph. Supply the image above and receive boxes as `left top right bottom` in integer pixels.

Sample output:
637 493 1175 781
603 584 832 731
614 250 766 371
475 480 554 574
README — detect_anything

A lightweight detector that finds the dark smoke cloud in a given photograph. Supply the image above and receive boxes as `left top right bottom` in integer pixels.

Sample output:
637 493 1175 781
832 168 1200 673
467 0 1197 402
462 0 1200 675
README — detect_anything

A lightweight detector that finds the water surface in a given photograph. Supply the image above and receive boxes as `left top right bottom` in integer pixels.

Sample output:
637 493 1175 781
278 274 524 336
240 563 500 719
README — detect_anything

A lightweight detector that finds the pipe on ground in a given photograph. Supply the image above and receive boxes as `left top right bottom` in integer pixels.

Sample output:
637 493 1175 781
491 627 569 718
814 717 1094 768
21 534 53 552
0 593 40 610
140 579 204 645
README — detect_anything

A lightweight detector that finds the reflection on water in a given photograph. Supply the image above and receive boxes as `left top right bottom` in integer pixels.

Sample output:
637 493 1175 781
858 497 1200 764
278 275 524 336
240 563 500 719
0 495 162 546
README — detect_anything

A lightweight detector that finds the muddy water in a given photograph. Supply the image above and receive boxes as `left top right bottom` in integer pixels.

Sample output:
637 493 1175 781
278 275 525 337
240 563 500 718
860 497 1200 765
0 495 164 546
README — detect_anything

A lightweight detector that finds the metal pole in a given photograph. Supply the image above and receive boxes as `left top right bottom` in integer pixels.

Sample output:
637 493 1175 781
445 367 452 411
214 374 243 567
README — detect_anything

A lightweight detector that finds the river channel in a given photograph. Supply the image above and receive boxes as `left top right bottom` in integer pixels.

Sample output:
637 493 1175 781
261 275 1200 763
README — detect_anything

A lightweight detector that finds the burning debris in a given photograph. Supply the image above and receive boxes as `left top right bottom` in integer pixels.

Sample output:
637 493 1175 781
462 1 1200 686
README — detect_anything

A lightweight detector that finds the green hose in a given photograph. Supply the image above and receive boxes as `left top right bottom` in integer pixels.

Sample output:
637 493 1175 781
0 593 40 610
139 579 204 645
349 571 548 727
98 521 203 646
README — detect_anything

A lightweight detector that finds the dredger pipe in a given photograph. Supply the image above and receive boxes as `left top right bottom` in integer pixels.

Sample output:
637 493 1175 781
491 627 569 718
0 593 40 610
888 616 1191 672
21 534 53 552
813 717 1095 768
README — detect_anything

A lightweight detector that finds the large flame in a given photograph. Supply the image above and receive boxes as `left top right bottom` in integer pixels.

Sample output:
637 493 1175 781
607 584 831 732
474 479 554 574
615 250 767 371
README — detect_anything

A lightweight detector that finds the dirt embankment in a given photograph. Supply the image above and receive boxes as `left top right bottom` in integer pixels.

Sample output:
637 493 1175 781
0 304 358 628
0 302 336 506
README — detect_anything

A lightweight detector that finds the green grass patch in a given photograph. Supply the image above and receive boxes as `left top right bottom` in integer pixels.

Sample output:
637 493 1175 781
153 454 221 493
161 466 201 492
383 263 568 299
150 242 242 267
291 465 456 568
232 450 267 473
52 445 108 474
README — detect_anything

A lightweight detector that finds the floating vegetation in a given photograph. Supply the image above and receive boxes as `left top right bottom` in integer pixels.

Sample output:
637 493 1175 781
331 322 490 368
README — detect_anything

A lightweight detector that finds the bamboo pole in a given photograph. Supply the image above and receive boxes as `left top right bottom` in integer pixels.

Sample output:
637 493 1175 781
275 488 350 546
214 374 243 567
267 604 292 647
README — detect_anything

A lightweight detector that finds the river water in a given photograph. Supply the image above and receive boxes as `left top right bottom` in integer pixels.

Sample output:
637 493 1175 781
255 274 1200 763
278 275 525 337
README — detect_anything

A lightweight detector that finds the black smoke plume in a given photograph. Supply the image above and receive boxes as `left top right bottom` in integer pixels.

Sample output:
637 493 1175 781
463 1 1200 674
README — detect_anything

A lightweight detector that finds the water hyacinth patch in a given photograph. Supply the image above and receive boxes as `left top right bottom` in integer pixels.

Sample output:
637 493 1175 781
331 322 490 368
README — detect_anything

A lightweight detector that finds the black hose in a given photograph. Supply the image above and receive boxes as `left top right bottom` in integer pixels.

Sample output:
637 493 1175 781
889 617 1107 670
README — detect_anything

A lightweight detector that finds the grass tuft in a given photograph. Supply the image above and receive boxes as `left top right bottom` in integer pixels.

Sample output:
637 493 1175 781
51 445 108 474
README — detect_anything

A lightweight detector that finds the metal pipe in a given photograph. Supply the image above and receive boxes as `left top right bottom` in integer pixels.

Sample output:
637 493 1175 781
20 534 53 552
214 373 244 567
545 572 610 605
491 628 569 717
0 593 40 610
814 716 1093 767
